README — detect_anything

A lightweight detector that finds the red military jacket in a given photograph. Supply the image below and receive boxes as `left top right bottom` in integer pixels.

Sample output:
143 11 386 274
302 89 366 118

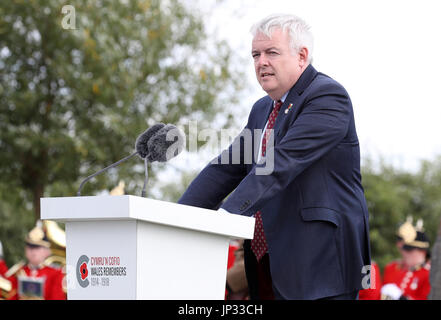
9 264 66 300
382 260 431 300
1 259 12 300
0 259 8 276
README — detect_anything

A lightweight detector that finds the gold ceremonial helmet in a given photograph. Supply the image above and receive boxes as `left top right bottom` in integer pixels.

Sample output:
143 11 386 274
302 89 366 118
397 217 430 250
25 221 51 248
397 219 417 244
25 220 67 266
403 219 430 250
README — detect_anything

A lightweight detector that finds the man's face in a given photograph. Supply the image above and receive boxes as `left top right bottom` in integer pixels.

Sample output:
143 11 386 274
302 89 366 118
400 247 426 268
25 246 50 267
252 28 306 100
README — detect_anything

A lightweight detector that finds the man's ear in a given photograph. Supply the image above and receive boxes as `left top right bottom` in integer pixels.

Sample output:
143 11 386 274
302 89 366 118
298 47 309 68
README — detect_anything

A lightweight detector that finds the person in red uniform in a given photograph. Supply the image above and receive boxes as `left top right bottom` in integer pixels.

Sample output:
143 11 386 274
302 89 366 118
1 240 14 299
8 222 66 300
381 220 431 300
0 240 8 276
0 260 7 276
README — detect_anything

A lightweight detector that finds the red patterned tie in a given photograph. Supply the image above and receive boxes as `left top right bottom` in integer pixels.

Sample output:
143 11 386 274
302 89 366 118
251 100 283 261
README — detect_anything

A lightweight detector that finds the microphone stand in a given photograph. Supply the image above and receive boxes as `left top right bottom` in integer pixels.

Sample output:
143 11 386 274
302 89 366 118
77 152 139 196
141 157 149 197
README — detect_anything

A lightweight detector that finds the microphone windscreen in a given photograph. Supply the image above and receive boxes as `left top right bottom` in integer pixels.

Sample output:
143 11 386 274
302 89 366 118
135 123 165 159
147 124 185 162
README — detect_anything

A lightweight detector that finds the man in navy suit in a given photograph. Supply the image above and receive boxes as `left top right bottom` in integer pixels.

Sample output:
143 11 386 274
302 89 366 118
179 14 370 300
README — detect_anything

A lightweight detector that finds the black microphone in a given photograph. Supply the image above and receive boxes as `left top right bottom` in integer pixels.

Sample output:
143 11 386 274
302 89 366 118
76 124 166 196
146 124 185 162
135 123 165 159
140 124 186 197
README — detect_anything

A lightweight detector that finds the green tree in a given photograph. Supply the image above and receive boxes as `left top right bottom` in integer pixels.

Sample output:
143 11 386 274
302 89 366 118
0 0 243 263
0 183 35 265
0 0 242 217
362 156 441 270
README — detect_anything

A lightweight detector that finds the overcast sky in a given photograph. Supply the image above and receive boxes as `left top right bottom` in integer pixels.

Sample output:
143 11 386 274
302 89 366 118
183 0 441 173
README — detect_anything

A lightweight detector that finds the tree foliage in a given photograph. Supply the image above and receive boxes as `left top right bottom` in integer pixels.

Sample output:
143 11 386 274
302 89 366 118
363 156 441 270
0 0 242 263
0 0 241 216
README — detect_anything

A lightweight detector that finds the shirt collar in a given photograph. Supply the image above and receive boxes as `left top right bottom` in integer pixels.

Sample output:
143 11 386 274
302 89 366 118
275 91 289 106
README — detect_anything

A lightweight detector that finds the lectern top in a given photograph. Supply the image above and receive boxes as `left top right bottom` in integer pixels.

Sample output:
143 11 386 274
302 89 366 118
41 195 255 240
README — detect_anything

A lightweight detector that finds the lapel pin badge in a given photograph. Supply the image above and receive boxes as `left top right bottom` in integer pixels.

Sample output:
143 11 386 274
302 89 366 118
285 103 293 114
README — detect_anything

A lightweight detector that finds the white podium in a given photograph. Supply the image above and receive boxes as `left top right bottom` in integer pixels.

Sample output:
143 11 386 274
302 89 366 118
40 195 255 300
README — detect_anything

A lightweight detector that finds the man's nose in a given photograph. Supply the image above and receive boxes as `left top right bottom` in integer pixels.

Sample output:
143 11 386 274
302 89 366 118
256 53 269 67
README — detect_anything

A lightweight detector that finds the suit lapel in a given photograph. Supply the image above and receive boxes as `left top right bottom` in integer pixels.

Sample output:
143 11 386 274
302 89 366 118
273 64 318 137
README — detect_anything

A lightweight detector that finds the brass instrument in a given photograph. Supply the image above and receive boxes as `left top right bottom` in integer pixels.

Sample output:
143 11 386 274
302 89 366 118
110 180 125 196
42 220 66 269
42 220 67 294
0 276 12 300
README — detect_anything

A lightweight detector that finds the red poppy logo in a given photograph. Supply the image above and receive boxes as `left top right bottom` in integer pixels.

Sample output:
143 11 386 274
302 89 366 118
76 255 90 288
80 262 88 280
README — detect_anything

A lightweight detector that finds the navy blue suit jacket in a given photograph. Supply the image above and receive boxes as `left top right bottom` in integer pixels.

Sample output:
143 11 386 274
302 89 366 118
179 65 371 299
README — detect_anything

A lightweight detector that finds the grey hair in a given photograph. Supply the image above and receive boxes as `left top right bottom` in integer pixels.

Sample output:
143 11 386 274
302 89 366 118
250 14 314 63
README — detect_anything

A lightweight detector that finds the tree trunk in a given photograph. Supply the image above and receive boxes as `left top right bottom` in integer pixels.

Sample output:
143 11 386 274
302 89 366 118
32 184 44 223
